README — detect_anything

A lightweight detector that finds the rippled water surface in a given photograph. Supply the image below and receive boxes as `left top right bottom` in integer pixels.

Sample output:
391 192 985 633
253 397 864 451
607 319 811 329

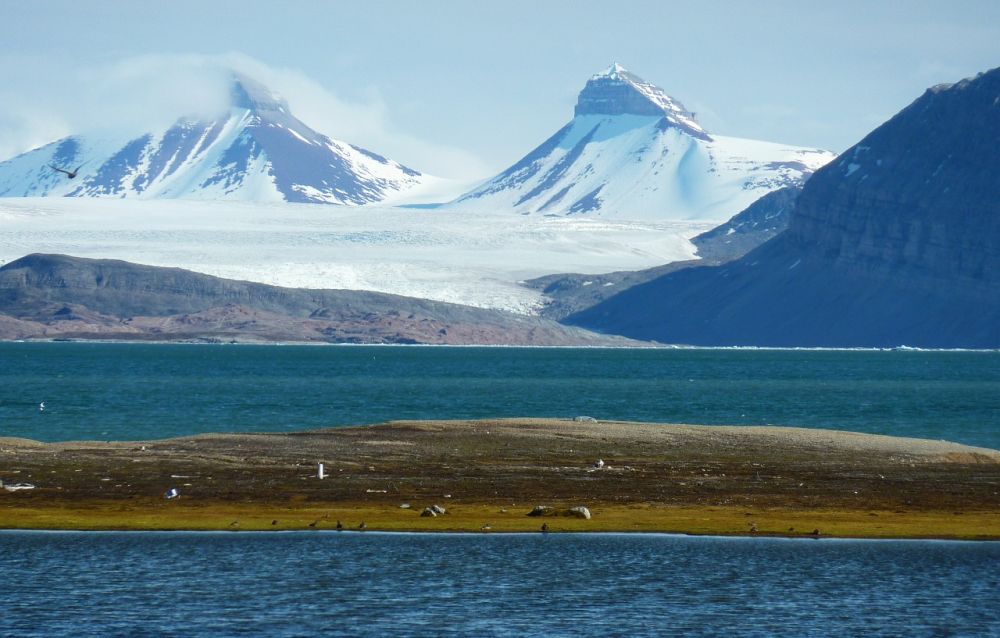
2 531 998 637
0 343 997 447
1 343 998 447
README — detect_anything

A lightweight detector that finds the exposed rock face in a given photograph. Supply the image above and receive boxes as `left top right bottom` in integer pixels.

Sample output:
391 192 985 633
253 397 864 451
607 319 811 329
0 254 642 346
574 63 709 139
788 71 1000 289
567 67 1000 348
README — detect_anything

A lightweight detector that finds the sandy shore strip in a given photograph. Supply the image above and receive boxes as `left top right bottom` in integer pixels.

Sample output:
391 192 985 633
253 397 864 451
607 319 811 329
2 419 998 539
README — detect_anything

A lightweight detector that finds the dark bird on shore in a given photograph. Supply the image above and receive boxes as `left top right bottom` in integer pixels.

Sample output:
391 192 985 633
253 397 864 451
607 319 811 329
359 521 367 530
336 520 343 531
541 523 549 533
48 164 83 179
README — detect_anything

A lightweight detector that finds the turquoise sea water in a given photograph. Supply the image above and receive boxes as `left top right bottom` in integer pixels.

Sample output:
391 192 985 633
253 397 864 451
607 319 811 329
2 531 998 637
1 343 998 447
3 344 998 636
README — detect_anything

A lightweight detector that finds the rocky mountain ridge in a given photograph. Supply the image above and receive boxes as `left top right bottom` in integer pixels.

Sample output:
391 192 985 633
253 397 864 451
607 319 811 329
566 67 1000 348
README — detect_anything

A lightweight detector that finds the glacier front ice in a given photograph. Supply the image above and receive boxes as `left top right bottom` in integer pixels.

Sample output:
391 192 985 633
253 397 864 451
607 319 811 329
0 198 713 315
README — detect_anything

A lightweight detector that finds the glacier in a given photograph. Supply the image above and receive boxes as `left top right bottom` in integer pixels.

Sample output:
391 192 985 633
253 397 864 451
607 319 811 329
0 198 712 314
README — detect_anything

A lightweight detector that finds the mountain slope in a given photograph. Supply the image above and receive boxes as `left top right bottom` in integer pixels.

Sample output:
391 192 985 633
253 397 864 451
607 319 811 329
567 67 1000 348
451 63 833 220
0 74 426 205
522 186 802 320
0 253 640 345
690 185 801 262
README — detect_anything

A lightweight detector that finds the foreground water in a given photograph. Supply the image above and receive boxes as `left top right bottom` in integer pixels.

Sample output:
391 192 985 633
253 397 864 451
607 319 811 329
2 531 997 637
1 343 998 447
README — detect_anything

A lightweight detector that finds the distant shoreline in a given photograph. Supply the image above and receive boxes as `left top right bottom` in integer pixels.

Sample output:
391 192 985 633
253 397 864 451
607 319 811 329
1 527 996 543
2 339 998 353
3 419 998 540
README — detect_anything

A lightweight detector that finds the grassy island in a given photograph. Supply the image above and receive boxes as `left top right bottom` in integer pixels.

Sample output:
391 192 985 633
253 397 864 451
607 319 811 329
2 419 998 539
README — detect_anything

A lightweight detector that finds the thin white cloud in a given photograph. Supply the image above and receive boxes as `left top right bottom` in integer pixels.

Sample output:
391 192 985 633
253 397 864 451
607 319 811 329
76 55 234 133
220 54 492 179
0 110 70 163
0 53 491 180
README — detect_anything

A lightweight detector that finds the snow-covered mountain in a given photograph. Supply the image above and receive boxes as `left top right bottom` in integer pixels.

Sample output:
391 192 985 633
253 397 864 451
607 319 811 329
0 74 427 205
451 63 835 221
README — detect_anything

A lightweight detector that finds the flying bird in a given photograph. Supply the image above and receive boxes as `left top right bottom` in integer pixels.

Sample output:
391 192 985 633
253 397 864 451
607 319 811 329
48 164 83 179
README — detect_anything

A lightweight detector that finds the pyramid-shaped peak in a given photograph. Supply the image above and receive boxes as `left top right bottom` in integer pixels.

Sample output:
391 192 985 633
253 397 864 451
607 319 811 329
575 64 709 139
593 62 629 80
229 72 288 113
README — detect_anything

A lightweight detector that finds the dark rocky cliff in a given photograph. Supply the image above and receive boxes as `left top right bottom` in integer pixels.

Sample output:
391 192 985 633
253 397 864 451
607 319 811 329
788 70 1000 291
567 67 1000 348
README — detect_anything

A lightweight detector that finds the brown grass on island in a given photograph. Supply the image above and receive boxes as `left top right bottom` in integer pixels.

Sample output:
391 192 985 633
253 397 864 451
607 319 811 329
2 419 999 539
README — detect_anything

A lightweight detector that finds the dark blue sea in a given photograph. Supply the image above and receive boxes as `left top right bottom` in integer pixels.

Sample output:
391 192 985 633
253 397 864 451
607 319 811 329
0 343 998 448
2 531 998 637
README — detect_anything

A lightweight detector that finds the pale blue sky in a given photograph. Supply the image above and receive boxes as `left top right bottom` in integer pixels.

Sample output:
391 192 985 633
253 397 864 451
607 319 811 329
1 0 998 178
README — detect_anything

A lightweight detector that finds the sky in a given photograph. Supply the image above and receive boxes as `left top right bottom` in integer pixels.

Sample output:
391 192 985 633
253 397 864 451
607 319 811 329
1 0 998 179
